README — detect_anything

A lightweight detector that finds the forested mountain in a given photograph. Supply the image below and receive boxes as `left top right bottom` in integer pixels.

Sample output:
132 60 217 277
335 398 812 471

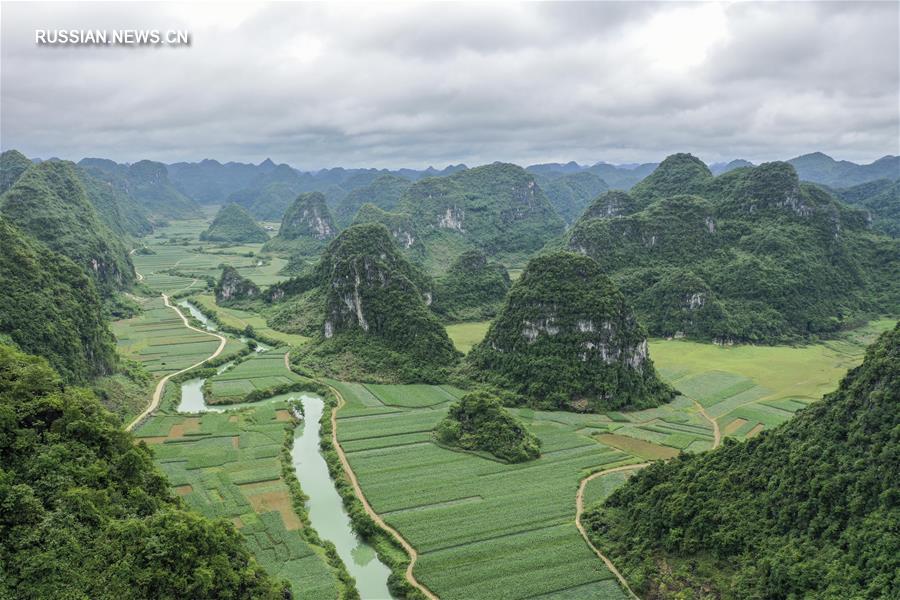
583 322 900 599
275 224 459 382
76 169 154 238
168 158 272 204
215 265 261 305
333 173 412 227
565 154 899 343
0 160 135 295
0 344 285 599
263 191 338 254
432 249 511 321
834 178 899 238
0 149 32 194
539 171 610 224
351 203 424 256
200 203 269 243
468 252 674 412
397 162 565 273
526 161 656 191
787 152 900 187
0 217 117 383
79 158 200 220
709 158 754 175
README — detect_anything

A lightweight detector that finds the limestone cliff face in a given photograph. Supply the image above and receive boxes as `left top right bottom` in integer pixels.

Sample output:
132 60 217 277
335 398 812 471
278 192 337 241
215 265 260 305
468 252 673 412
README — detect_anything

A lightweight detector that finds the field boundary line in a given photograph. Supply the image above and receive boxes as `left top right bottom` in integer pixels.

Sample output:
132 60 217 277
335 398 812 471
326 383 440 600
125 293 227 432
575 463 650 600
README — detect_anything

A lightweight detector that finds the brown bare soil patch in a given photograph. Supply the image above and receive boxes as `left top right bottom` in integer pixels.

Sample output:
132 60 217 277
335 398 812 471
231 516 244 529
723 417 748 435
246 489 302 530
747 423 765 438
231 435 240 449
596 433 679 460
174 484 193 496
228 415 239 423
140 436 169 444
168 417 201 438
275 409 292 422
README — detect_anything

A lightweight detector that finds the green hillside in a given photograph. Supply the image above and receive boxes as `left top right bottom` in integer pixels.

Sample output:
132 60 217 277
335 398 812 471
432 249 511 321
583 322 900 598
0 160 135 295
398 162 565 273
541 170 610 224
200 203 269 243
0 217 117 383
468 252 674 412
283 224 460 382
334 173 412 227
263 191 338 254
0 344 285 599
0 149 32 194
567 156 899 343
835 178 899 238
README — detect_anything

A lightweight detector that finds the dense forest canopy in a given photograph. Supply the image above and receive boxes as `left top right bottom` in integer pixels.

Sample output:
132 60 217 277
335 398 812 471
0 160 135 296
334 173 412 228
566 155 900 343
432 249 511 322
468 252 674 412
0 344 286 599
582 322 900 599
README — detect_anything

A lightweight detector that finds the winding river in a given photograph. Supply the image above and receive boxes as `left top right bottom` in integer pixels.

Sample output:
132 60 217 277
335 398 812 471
175 344 393 597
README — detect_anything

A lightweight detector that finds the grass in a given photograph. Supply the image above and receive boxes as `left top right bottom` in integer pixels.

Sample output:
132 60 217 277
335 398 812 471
136 398 342 599
206 348 306 403
445 321 491 354
192 294 310 346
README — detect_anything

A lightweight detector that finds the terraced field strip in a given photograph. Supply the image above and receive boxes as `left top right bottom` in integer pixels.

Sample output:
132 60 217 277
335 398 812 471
140 400 341 598
206 348 306 403
125 294 226 431
331 381 632 600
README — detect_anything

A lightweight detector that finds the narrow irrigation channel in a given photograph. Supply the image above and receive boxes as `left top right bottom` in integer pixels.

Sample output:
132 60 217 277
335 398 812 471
176 372 393 597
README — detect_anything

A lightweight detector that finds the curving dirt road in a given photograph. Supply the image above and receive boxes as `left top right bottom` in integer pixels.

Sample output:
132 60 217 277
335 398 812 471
125 293 226 431
326 384 440 600
575 409 722 599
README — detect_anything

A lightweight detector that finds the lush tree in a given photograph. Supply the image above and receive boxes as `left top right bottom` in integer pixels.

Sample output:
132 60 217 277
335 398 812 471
436 391 540 462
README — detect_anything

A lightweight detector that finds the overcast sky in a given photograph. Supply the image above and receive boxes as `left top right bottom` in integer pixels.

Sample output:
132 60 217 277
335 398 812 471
1 1 898 170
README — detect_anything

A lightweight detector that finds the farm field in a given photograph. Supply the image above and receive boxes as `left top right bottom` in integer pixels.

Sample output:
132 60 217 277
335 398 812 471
445 321 491 354
206 348 307 403
331 380 635 600
192 293 310 346
135 397 342 598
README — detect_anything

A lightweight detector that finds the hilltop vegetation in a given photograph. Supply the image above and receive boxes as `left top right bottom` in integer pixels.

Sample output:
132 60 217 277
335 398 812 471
567 154 899 343
583 322 900 599
468 252 674 412
0 160 135 295
834 178 899 238
435 391 541 462
432 249 511 321
76 168 154 238
283 224 460 382
0 217 117 383
398 162 565 273
334 173 412 227
0 149 33 194
79 158 200 220
263 191 338 254
787 151 899 187
540 171 610 224
350 203 424 257
0 344 285 599
200 203 269 243
215 265 261 306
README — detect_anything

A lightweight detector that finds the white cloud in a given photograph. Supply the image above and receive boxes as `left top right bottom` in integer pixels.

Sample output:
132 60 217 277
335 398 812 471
1 1 897 168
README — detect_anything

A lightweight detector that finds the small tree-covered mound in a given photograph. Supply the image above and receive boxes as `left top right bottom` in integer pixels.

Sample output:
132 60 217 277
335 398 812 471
215 265 261 305
0 160 135 295
629 152 713 207
436 391 540 462
0 216 117 383
264 191 338 254
200 203 269 243
468 252 673 411
0 344 285 599
289 224 461 382
432 249 511 321
582 322 900 599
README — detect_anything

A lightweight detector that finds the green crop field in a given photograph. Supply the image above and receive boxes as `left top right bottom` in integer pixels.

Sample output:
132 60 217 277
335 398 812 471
331 380 634 600
206 348 306 403
445 321 491 353
135 397 341 598
192 294 310 346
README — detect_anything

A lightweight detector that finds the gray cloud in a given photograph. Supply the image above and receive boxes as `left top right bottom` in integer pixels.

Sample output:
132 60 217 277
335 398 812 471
1 1 897 169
